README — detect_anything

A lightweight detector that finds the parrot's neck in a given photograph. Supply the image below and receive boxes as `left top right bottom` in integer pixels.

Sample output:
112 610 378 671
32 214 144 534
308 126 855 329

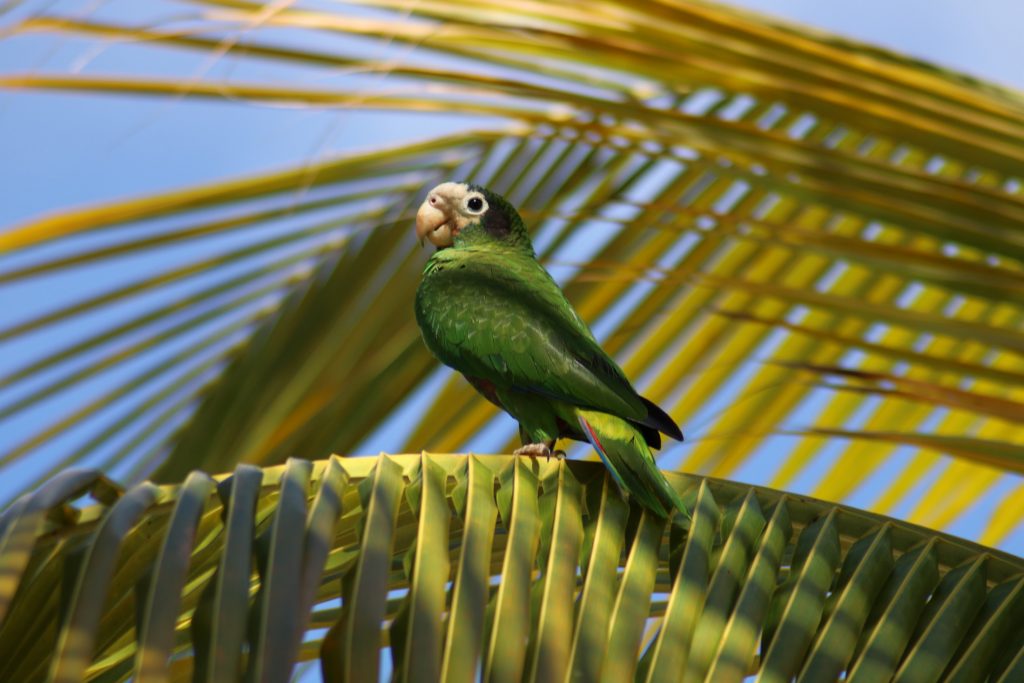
423 244 535 276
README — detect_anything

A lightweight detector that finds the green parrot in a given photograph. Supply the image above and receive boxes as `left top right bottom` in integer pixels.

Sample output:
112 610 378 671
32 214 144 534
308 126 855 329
414 182 687 518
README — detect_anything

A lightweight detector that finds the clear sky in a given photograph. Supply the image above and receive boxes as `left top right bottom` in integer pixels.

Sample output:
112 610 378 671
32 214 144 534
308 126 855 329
4 0 1019 225
728 0 1024 91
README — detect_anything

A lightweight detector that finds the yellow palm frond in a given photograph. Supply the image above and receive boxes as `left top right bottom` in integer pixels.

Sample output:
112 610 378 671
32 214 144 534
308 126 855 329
2 0 1024 550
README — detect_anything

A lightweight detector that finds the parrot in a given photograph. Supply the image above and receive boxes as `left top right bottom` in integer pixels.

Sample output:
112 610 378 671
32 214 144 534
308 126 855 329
413 181 687 519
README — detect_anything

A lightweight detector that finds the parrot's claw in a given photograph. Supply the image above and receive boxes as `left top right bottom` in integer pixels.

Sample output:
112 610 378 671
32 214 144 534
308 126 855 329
513 443 567 461
514 443 552 459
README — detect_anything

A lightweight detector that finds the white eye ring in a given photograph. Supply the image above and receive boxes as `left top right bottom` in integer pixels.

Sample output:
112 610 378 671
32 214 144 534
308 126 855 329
464 194 487 214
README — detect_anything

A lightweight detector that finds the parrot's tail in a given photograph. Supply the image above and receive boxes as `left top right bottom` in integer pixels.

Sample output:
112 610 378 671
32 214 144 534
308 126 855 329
575 408 690 520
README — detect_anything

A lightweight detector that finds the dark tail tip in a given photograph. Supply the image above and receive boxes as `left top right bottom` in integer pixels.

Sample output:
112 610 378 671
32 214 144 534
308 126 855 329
640 396 684 442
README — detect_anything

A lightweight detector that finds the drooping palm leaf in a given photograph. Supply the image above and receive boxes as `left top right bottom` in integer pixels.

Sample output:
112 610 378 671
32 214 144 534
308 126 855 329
2 0 1024 549
3 454 1024 681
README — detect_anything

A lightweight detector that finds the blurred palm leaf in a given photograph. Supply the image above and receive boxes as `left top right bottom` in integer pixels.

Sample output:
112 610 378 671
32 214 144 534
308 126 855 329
5 454 1024 681
3 0 1024 550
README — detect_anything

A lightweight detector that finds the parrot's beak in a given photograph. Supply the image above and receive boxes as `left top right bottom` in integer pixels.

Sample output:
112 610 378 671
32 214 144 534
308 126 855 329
416 184 466 249
416 194 454 249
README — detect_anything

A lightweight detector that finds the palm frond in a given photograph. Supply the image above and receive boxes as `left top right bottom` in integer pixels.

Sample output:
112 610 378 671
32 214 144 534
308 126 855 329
2 0 1024 549
3 454 1024 681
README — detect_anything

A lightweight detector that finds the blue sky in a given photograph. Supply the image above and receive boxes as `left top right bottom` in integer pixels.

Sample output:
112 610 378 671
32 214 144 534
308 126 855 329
3 0 1018 227
730 0 1024 91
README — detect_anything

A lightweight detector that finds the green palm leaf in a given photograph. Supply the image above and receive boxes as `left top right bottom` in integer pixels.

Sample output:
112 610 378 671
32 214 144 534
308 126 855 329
3 454 1024 681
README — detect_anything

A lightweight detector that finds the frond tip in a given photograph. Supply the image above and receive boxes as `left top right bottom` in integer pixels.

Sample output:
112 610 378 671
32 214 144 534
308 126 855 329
1 453 1022 681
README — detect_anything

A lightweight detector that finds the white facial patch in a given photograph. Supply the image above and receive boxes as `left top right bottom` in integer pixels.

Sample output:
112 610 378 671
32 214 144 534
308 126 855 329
416 182 486 248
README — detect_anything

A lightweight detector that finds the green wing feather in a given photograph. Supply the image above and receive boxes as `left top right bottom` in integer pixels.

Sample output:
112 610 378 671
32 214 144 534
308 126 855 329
415 247 648 421
576 408 689 519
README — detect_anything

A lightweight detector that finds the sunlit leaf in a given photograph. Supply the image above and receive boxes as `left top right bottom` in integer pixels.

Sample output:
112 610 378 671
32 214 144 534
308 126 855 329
2 0 1024 552
1 454 1022 680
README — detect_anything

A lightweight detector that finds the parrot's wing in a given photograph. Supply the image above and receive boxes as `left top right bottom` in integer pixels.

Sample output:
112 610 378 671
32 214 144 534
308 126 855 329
416 253 648 421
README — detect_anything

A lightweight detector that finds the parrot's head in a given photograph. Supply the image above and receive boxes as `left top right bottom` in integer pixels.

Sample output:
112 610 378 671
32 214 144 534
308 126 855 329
416 182 533 254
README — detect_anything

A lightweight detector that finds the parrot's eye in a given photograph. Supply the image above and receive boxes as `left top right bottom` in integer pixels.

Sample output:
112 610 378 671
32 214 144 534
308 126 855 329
465 195 486 213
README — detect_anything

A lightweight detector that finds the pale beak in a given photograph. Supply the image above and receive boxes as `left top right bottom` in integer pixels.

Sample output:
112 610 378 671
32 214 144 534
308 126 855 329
415 192 455 248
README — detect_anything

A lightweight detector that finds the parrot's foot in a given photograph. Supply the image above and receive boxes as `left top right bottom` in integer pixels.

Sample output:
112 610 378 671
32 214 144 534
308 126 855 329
514 443 567 461
514 442 552 459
